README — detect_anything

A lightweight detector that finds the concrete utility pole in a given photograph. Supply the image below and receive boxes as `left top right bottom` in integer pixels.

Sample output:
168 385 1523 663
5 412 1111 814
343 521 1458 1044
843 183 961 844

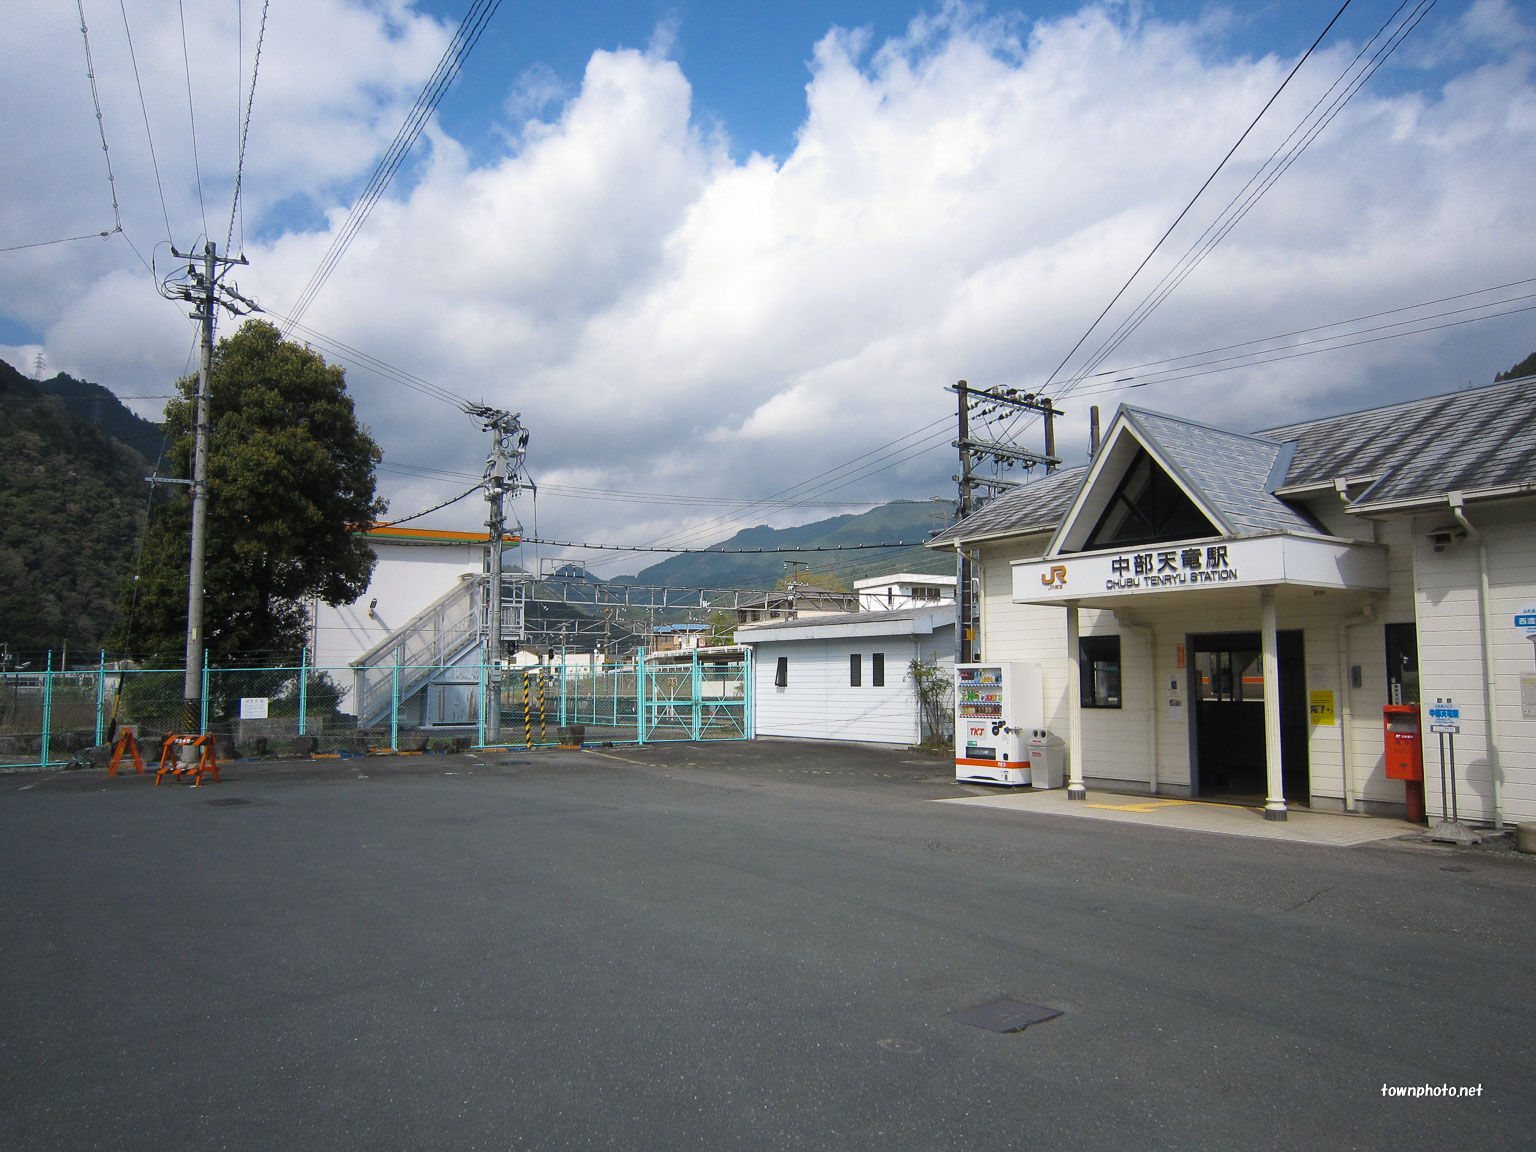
164 240 250 730
949 380 1064 665
465 405 529 743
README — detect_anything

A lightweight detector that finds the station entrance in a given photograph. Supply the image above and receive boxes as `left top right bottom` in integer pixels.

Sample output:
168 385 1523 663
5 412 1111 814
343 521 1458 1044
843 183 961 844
1190 630 1309 805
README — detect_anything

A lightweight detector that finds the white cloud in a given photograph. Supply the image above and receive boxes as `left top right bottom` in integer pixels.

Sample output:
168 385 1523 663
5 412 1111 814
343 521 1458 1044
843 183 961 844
5 1 1535 572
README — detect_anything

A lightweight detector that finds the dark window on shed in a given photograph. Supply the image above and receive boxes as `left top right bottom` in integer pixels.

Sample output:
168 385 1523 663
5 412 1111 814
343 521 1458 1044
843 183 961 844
850 653 862 687
872 652 885 687
774 656 788 688
1080 636 1121 708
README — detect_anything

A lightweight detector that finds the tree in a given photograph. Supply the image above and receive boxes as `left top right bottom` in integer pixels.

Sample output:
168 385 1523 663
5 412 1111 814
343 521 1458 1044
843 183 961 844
1495 350 1536 382
109 321 385 663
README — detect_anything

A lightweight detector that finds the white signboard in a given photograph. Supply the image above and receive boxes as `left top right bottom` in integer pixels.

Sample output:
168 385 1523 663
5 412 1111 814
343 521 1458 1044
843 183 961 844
1012 534 1388 604
239 697 270 720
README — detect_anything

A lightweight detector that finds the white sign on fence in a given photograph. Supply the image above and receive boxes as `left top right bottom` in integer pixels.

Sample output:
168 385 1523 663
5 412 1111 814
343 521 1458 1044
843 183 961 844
239 697 270 720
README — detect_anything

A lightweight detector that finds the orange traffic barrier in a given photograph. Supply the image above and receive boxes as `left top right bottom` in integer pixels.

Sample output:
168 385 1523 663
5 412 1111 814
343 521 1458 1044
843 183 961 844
108 729 145 776
155 732 220 787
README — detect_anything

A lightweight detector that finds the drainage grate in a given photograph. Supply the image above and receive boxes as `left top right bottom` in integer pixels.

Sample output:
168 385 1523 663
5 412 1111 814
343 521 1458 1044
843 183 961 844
947 997 1063 1033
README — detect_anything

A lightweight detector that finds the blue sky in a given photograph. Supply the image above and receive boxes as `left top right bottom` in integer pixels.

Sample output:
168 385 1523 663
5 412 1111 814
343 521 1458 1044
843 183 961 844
3 1 1534 572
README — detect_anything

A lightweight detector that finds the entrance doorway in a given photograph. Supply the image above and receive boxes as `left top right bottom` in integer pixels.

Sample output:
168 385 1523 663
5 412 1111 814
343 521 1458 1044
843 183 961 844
1190 631 1309 804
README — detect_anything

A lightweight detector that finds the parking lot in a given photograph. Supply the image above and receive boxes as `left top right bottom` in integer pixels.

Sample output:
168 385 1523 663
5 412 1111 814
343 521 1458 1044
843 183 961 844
3 740 1533 1150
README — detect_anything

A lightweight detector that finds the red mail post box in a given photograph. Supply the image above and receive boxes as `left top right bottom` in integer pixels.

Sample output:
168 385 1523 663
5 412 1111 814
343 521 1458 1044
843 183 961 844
1384 705 1423 781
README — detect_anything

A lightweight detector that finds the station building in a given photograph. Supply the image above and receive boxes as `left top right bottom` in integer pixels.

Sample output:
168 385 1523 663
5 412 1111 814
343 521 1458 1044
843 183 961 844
929 375 1536 827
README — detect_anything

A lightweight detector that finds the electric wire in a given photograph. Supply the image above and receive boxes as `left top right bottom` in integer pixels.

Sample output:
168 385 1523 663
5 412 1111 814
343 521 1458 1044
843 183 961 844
282 0 504 333
374 482 483 527
1063 297 1536 398
1058 0 1437 398
177 0 209 239
118 0 173 245
75 0 122 237
256 308 478 410
226 0 270 256
1039 0 1356 398
0 231 118 254
1069 276 1536 387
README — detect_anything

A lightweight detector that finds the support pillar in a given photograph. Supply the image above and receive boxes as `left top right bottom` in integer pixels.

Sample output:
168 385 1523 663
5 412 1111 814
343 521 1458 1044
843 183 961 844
1066 602 1085 800
1260 588 1287 821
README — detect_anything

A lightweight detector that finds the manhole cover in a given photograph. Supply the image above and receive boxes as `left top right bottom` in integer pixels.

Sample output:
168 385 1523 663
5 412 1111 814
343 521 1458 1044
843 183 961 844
947 997 1063 1033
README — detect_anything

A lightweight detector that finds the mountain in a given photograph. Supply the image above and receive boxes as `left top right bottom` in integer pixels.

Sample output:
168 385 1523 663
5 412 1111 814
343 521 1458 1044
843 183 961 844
34 371 164 459
615 499 957 590
0 358 154 661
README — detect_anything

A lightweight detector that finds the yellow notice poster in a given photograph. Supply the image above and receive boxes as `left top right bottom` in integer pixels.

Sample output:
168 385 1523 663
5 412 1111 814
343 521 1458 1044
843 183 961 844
1309 690 1336 725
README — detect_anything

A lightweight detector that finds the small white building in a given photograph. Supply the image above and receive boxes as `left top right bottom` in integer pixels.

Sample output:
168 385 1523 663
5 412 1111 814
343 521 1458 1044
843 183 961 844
854 572 957 611
737 604 955 747
929 375 1536 828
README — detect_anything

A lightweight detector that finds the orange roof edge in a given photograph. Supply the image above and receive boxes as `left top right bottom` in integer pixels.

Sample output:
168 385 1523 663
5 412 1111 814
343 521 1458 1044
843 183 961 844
355 523 522 545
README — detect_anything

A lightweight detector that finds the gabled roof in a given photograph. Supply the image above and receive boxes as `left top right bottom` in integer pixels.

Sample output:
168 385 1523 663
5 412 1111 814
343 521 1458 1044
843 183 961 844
1262 373 1536 509
930 375 1536 548
928 466 1085 546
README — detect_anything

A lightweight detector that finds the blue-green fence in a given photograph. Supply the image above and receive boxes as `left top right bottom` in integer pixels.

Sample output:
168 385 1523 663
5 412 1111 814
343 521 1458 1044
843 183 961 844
0 650 752 769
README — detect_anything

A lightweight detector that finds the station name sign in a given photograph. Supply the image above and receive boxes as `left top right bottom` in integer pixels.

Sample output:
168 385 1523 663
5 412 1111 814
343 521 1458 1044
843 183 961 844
1011 535 1388 604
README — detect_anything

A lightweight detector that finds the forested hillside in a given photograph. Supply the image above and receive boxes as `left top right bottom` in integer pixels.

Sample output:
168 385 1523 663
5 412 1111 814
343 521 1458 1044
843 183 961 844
616 499 957 589
0 358 154 661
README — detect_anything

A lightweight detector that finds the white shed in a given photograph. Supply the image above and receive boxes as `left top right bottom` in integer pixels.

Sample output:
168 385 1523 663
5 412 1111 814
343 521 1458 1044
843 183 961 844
737 605 955 746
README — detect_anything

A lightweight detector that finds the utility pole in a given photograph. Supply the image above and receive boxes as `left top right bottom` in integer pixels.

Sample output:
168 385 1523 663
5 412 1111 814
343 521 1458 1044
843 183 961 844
949 380 1063 665
465 405 529 743
163 240 251 730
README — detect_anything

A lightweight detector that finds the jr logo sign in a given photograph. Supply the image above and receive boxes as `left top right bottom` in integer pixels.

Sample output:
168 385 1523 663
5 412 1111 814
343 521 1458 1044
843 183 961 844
1041 565 1067 589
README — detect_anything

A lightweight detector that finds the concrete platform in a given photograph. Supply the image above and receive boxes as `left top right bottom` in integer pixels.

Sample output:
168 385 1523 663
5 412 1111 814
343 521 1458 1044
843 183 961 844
938 788 1422 847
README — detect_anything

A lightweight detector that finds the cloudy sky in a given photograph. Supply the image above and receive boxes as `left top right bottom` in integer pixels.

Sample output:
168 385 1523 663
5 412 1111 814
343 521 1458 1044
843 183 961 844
4 0 1534 577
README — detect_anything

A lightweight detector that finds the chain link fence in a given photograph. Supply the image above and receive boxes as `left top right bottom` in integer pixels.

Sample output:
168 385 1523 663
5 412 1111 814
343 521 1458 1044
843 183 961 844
1 650 752 769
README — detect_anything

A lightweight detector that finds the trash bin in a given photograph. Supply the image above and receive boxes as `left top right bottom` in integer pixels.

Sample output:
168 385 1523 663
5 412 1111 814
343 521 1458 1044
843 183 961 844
1026 729 1066 789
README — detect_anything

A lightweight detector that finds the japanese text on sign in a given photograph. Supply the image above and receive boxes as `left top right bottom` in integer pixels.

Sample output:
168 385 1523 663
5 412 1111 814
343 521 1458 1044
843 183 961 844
1106 545 1237 591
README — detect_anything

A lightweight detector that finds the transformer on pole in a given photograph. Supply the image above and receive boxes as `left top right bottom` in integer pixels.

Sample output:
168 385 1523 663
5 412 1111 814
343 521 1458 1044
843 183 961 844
464 405 529 742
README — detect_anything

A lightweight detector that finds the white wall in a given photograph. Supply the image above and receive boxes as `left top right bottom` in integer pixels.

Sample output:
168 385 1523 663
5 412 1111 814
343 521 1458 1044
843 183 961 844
311 543 484 669
1413 500 1536 826
752 632 953 745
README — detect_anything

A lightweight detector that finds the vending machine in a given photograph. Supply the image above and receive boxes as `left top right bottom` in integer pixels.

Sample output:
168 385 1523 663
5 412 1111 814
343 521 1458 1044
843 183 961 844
954 662 1044 785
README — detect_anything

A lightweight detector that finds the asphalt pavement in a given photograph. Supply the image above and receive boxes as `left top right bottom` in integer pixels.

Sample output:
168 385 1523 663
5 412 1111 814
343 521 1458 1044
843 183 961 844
2 740 1532 1150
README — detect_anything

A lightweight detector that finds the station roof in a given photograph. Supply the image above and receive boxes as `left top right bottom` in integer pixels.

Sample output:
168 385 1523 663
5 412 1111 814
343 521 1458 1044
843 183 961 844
930 374 1536 547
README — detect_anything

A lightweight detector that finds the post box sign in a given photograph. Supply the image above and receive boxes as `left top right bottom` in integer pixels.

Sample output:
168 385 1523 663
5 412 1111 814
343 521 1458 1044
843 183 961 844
1012 534 1388 604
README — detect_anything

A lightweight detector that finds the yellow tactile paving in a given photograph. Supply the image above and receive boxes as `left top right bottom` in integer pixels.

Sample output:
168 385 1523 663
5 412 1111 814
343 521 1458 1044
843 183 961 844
938 788 1421 847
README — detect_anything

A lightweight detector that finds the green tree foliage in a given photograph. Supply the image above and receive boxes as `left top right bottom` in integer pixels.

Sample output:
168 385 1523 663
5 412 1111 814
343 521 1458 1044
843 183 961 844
1494 350 1536 382
0 358 151 659
109 321 385 663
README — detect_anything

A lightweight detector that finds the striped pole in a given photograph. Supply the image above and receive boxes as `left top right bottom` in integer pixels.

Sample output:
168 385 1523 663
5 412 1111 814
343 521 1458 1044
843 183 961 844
538 671 547 744
522 672 532 748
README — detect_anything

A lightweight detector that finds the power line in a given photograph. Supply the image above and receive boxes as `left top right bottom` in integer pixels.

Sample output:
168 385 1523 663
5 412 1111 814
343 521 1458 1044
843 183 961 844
521 538 927 555
375 482 483 526
1041 0 1356 395
255 309 478 409
226 0 270 255
75 0 122 237
117 0 173 245
177 0 209 239
1058 1 1437 396
282 0 505 332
